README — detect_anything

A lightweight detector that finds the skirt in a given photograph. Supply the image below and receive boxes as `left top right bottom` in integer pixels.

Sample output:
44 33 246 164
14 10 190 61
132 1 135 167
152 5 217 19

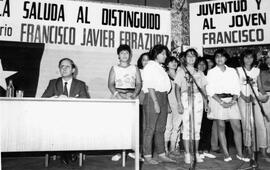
208 97 241 120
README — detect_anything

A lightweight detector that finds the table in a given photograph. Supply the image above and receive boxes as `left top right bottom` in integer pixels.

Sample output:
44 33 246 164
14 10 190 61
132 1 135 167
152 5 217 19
0 97 140 169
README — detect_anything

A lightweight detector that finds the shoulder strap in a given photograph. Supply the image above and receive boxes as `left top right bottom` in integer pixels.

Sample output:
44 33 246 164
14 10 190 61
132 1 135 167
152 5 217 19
259 70 264 90
235 67 240 77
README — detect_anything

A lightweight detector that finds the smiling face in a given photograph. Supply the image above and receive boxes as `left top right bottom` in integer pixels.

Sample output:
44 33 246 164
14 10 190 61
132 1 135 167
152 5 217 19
142 54 149 68
156 49 167 64
243 54 254 67
186 51 196 66
59 59 75 78
197 60 207 72
206 59 214 69
118 50 131 63
215 53 227 66
167 60 178 70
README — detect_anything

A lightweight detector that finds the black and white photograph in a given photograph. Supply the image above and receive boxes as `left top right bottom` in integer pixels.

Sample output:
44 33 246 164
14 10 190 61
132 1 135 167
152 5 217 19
1 0 270 169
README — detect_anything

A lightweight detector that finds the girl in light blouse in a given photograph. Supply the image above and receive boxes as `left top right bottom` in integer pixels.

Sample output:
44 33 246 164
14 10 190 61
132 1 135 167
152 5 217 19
207 48 249 162
164 56 182 156
174 49 207 164
258 54 270 156
108 44 142 161
142 44 175 164
237 49 270 159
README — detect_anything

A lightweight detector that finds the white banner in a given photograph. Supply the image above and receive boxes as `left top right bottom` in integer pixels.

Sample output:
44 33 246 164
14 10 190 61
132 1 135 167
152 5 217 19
0 0 170 50
190 0 270 48
0 0 171 98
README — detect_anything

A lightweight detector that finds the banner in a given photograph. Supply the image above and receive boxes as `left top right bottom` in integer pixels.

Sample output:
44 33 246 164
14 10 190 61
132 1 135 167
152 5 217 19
0 0 171 98
190 0 270 48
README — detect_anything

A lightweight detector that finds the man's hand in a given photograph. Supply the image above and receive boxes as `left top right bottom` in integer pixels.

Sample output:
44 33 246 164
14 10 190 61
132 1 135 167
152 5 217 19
50 95 59 98
58 95 68 98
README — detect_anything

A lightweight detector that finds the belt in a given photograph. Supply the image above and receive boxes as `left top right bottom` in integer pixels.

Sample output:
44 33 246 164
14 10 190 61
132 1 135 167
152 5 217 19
116 88 135 94
216 93 234 98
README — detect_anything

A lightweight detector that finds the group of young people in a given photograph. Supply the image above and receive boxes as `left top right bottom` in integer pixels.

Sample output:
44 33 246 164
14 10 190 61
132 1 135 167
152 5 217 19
107 44 270 165
42 43 270 166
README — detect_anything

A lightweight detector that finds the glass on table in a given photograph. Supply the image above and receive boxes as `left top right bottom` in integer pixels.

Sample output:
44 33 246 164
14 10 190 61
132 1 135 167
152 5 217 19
16 90 24 98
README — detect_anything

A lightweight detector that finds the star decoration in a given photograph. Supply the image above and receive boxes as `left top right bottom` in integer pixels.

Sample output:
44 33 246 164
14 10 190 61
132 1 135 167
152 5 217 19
0 59 17 89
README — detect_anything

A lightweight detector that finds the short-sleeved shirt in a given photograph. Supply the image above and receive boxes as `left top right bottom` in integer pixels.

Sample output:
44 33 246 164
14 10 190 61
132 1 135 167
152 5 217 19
206 65 240 97
236 67 260 96
114 65 136 89
142 61 171 93
174 67 207 93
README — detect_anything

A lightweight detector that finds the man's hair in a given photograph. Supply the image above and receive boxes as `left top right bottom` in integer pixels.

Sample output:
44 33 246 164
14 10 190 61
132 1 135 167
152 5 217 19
58 58 76 69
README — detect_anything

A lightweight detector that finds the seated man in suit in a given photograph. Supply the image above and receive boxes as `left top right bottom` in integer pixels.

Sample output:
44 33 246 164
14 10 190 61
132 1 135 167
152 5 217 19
42 58 90 98
42 58 90 165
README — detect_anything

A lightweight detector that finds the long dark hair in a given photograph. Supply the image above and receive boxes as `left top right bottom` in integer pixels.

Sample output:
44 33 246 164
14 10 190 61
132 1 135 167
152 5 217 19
182 48 198 66
164 56 179 71
149 44 170 61
137 52 149 69
195 57 208 75
239 49 257 68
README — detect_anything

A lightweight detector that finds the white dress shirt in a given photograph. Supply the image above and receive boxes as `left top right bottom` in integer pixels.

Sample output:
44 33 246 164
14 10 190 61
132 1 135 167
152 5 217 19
142 60 171 93
62 78 73 96
206 65 240 97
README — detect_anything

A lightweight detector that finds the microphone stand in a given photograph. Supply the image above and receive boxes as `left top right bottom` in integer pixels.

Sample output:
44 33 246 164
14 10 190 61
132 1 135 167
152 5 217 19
181 63 208 170
237 61 269 170
187 77 196 170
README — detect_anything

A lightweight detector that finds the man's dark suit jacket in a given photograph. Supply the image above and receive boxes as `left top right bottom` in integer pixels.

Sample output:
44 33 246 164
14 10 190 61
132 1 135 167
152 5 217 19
42 77 90 98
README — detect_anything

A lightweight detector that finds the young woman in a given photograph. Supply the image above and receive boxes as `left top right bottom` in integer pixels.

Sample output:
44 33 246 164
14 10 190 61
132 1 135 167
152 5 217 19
137 52 150 106
136 52 150 161
196 58 208 75
206 48 249 162
196 58 216 159
164 56 182 156
174 49 208 164
237 49 270 159
137 53 150 70
258 54 270 156
142 44 175 164
108 44 142 161
205 55 220 153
